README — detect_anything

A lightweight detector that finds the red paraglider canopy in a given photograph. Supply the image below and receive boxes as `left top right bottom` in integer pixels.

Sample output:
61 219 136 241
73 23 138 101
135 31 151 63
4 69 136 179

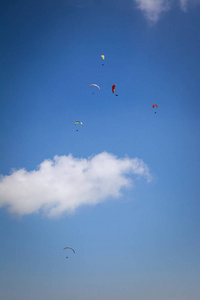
112 84 116 93
152 104 158 108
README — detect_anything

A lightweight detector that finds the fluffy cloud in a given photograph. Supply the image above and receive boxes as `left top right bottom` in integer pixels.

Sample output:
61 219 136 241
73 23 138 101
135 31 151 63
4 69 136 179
179 0 188 11
135 0 170 22
135 0 200 22
0 152 151 218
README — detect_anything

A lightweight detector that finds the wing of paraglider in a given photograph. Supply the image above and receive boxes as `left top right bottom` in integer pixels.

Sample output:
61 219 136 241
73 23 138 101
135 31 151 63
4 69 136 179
112 84 116 93
63 247 75 254
75 121 83 125
89 84 100 90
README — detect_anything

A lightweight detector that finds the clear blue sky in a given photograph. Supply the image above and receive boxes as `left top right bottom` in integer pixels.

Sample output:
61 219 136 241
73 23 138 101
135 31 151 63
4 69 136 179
0 1 200 299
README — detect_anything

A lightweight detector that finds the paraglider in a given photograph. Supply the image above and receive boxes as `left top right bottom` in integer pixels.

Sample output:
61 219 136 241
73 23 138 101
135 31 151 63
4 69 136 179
101 55 105 66
152 104 158 113
75 121 83 126
89 84 100 90
89 84 100 94
112 84 118 96
75 121 83 131
112 84 116 93
63 247 75 259
63 247 75 253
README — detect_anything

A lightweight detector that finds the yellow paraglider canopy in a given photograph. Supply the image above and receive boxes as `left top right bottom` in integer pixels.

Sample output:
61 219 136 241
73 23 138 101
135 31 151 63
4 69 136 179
75 121 83 125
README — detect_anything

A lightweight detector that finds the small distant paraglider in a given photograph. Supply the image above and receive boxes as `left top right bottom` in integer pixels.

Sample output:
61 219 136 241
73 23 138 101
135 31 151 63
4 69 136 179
152 104 158 113
112 84 116 93
89 84 100 94
112 84 118 96
63 247 75 259
75 121 83 131
101 55 105 66
64 247 75 253
89 84 100 90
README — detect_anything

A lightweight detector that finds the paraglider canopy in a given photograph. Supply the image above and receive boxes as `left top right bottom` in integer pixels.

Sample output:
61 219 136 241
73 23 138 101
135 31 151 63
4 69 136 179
112 84 116 93
89 84 100 90
75 121 83 125
63 247 75 254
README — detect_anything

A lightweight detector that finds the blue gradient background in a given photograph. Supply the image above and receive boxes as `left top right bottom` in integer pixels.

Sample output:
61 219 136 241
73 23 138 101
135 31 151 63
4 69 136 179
0 1 200 299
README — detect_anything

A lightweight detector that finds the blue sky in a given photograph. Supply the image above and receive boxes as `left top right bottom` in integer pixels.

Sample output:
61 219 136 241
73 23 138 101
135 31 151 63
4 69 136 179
0 0 200 299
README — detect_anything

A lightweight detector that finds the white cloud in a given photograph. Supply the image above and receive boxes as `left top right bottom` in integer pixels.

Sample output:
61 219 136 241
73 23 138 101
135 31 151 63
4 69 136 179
0 152 151 218
135 0 171 22
179 0 188 11
135 0 200 22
